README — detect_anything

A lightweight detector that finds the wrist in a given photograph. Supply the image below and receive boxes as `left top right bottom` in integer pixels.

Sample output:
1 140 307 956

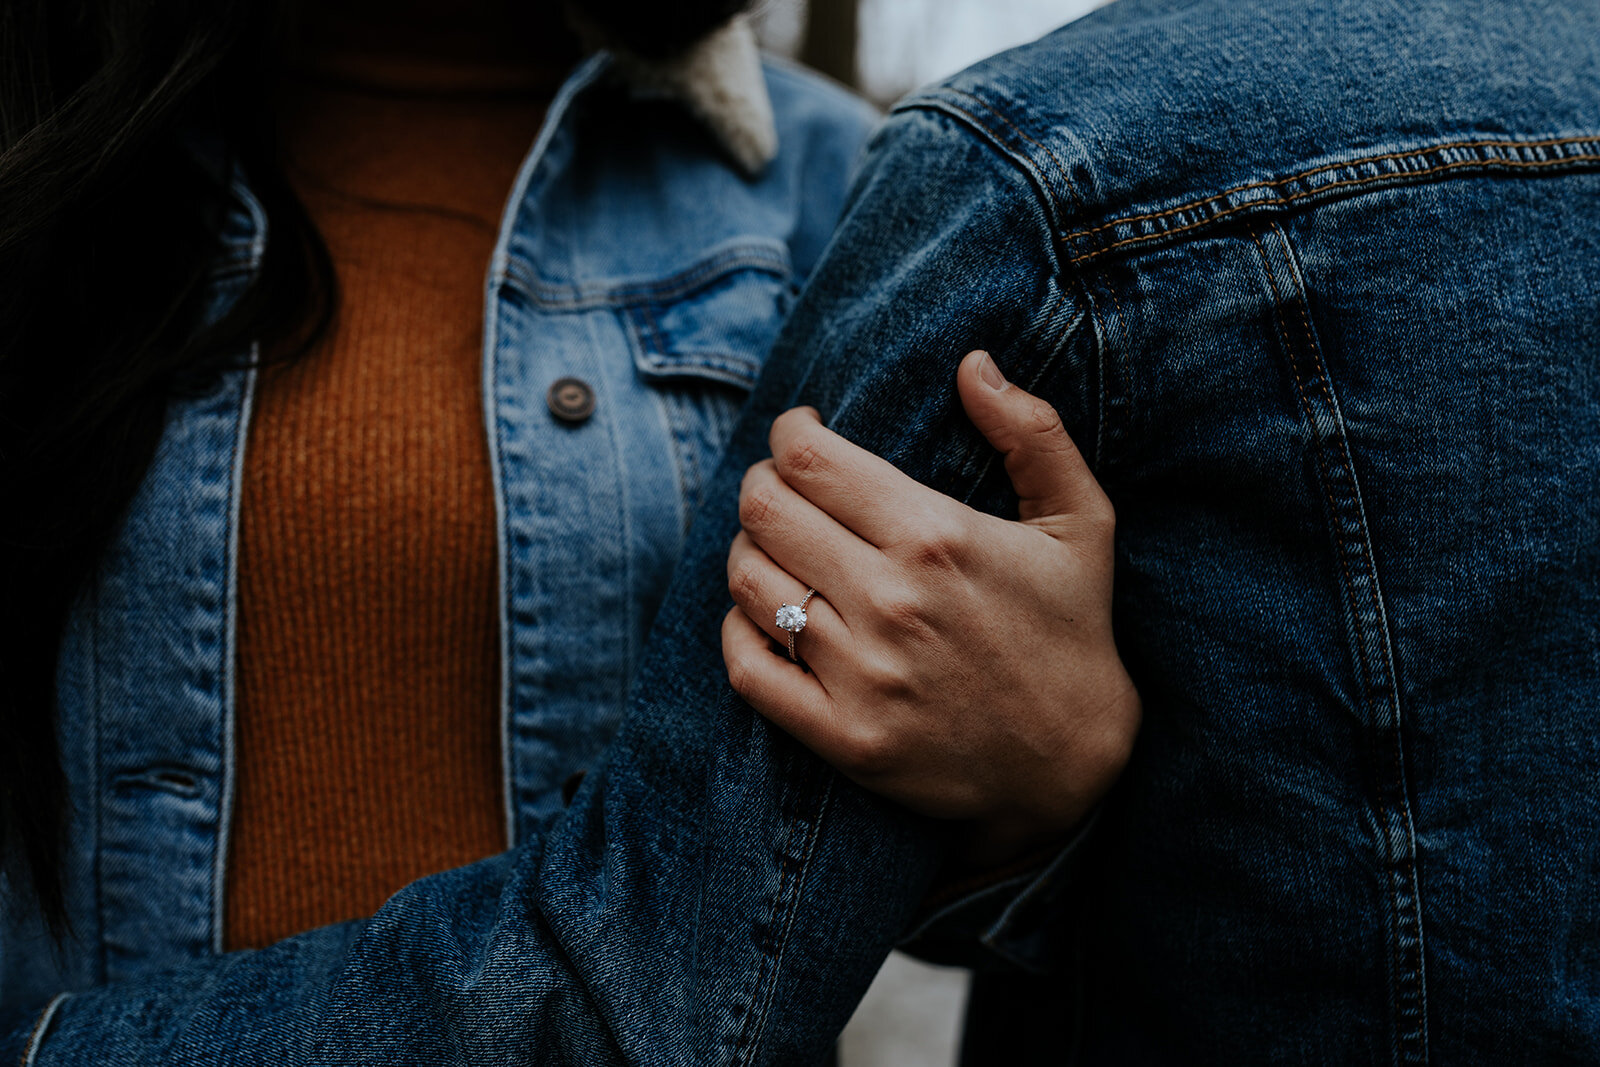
952 806 1086 869
957 681 1139 869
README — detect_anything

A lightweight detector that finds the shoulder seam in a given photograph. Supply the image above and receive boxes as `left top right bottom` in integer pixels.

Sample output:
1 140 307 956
1062 132 1600 265
938 88 1088 216
892 96 1072 275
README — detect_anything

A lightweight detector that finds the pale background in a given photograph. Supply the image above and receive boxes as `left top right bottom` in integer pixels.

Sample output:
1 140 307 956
751 0 1105 103
744 0 1105 1062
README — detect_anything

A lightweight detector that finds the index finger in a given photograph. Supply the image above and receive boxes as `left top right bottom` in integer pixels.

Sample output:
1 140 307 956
767 406 955 548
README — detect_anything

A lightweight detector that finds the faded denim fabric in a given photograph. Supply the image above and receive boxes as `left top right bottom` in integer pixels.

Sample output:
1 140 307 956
1 51 938 1064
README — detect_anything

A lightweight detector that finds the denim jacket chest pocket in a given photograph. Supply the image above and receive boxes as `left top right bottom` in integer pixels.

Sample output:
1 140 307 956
619 242 797 511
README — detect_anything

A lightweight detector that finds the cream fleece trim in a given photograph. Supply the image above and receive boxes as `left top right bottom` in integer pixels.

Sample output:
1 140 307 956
601 16 779 176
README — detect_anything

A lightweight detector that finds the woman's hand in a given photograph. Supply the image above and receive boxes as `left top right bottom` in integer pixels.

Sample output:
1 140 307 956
722 351 1140 866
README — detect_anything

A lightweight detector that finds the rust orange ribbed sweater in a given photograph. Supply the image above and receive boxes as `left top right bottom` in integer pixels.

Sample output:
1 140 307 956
226 52 559 950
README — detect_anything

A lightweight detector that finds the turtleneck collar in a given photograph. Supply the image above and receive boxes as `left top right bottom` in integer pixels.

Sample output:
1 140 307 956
289 1 779 176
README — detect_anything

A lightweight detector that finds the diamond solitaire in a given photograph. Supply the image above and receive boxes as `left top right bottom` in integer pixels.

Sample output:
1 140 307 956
775 603 808 632
776 589 816 663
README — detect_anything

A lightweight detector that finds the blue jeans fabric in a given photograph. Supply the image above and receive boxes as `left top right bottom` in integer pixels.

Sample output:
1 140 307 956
6 0 1600 1060
1 36 1082 1059
0 53 881 1007
2 335 953 1065
876 0 1597 1061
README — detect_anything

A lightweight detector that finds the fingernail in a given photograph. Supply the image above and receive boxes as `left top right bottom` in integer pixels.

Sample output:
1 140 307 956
976 351 1008 391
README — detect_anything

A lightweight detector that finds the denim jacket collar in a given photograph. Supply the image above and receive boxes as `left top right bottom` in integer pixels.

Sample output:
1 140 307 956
601 15 778 175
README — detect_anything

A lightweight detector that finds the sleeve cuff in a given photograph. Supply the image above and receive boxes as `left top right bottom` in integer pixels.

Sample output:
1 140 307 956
0 993 69 1066
898 806 1101 975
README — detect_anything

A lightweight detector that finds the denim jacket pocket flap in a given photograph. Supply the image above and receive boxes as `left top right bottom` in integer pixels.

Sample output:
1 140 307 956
624 246 797 391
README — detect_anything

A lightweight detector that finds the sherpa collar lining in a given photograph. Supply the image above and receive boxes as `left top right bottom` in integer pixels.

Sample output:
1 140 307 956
604 16 778 177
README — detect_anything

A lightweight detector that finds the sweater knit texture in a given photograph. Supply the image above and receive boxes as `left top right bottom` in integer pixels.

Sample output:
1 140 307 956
226 39 558 950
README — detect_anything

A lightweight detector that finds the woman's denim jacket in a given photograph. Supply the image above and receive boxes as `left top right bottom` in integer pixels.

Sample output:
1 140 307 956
1 43 929 1060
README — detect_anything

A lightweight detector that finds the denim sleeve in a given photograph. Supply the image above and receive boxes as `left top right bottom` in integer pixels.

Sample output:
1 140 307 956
5 642 935 1064
738 99 1099 978
4 104 1081 1066
899 809 1101 975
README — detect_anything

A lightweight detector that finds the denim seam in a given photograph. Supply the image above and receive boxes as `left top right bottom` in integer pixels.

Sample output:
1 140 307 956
656 383 694 542
1067 135 1600 264
1271 220 1429 1061
887 98 1097 498
502 247 792 310
664 390 703 532
484 52 613 846
1097 275 1133 463
1249 229 1376 701
897 98 1071 253
635 301 672 372
1067 134 1600 243
939 88 1087 216
730 776 807 1059
951 297 1083 509
88 581 105 982
485 289 516 846
730 771 836 1064
18 993 68 1066
1249 225 1429 1065
212 354 257 953
597 306 640 744
1078 281 1110 471
626 301 761 390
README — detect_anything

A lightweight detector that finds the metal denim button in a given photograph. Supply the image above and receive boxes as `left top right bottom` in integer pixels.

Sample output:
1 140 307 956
546 377 596 424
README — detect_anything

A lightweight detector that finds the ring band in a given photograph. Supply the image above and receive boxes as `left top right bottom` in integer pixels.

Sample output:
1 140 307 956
775 589 816 664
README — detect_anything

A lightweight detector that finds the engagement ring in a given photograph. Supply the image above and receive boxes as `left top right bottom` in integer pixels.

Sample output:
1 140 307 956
775 590 816 664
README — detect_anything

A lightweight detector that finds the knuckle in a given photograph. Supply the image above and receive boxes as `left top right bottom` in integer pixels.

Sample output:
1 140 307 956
1087 706 1140 784
836 723 898 777
740 459 777 493
1087 496 1117 534
769 406 801 444
771 406 819 442
862 659 918 705
727 559 763 606
865 584 916 625
777 432 827 479
724 648 755 696
1072 493 1116 542
905 518 970 571
739 485 781 530
1021 396 1066 439
866 587 934 642
737 466 760 509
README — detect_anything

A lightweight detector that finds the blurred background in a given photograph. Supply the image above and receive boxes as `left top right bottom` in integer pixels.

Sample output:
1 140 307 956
750 0 1105 104
749 4 1109 1061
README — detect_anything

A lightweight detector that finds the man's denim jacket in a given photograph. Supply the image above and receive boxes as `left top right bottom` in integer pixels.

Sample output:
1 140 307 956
883 0 1599 1060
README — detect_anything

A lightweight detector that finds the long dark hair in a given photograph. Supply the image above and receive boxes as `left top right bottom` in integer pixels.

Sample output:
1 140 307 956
0 0 748 936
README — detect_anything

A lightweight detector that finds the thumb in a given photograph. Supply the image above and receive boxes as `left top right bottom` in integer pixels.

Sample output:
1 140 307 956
957 350 1104 523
